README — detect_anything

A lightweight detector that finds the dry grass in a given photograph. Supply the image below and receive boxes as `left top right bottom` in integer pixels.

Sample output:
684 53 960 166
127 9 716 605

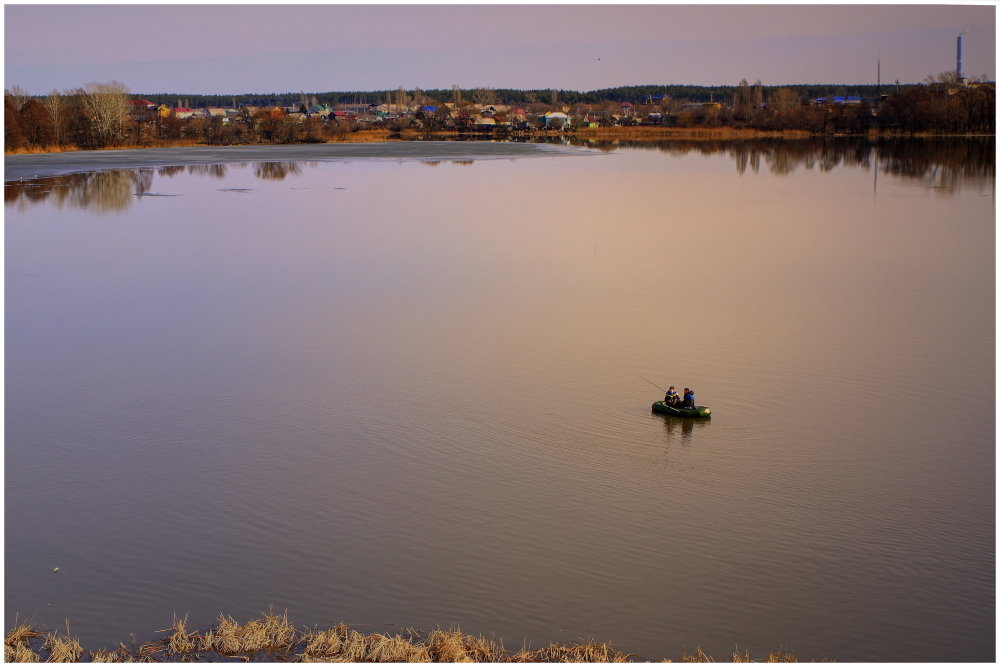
329 128 397 143
3 612 799 662
4 624 41 663
427 628 507 662
4 141 203 155
162 614 198 655
42 629 84 663
89 646 137 663
514 640 632 663
3 132 396 155
199 610 297 656
5 623 40 647
4 643 40 663
681 646 799 662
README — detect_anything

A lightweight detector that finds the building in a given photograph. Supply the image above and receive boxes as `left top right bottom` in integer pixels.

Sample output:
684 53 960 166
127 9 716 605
541 111 571 129
813 96 864 105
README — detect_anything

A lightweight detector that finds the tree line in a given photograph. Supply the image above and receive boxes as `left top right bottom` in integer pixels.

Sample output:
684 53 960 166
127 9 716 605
123 84 896 110
5 76 994 153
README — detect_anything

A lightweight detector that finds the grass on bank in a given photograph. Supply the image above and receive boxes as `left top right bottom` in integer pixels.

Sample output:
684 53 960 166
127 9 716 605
5 611 799 662
3 129 402 155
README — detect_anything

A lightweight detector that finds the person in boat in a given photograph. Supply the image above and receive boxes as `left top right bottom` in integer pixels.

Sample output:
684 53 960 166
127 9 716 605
682 388 695 409
664 386 680 405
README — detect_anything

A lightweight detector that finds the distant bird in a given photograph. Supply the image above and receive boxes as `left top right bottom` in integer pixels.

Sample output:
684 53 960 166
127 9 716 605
52 567 60 573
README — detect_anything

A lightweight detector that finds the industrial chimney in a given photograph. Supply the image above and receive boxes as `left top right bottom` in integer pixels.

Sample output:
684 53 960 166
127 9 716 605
957 33 964 81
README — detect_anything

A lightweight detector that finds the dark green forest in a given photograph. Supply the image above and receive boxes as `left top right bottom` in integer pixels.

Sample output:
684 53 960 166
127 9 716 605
140 84 888 110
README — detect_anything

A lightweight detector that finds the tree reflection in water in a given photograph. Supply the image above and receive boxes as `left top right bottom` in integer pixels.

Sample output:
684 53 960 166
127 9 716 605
255 162 311 180
6 169 138 213
5 139 993 212
188 163 229 179
572 136 994 194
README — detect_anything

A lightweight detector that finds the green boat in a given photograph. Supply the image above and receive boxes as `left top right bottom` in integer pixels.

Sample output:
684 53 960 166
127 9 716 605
651 401 712 418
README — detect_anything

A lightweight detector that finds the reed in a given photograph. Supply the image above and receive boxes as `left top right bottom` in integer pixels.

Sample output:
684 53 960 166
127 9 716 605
301 623 347 660
681 646 800 662
514 640 632 663
4 623 40 648
90 644 146 663
4 624 41 663
200 610 297 656
4 643 40 663
3 612 799 662
162 614 198 656
42 629 84 663
427 628 507 662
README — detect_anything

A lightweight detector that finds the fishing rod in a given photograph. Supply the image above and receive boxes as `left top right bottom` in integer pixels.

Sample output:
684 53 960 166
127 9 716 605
638 375 668 393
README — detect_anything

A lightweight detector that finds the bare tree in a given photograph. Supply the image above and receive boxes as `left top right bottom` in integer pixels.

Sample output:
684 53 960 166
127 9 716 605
5 84 31 112
81 81 129 146
43 90 67 146
472 87 498 106
734 78 752 121
770 87 801 113
924 70 963 86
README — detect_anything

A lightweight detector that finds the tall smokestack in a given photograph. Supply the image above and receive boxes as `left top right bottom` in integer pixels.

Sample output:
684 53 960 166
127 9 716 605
957 33 964 80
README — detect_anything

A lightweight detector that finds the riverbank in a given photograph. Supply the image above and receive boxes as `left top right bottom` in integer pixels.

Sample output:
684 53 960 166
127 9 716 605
5 612 798 662
9 125 982 159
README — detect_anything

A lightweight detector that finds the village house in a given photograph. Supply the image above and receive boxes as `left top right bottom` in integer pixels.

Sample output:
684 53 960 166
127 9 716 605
309 104 334 118
374 103 410 115
811 96 864 106
126 99 156 121
541 111 571 129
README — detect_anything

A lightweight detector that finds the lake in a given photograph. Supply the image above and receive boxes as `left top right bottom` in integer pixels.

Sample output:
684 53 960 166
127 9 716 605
5 139 995 661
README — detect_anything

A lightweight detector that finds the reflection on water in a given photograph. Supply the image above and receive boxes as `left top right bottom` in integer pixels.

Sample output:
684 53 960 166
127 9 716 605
5 161 312 211
658 415 709 443
4 170 140 213
5 139 993 213
187 163 230 179
572 136 994 193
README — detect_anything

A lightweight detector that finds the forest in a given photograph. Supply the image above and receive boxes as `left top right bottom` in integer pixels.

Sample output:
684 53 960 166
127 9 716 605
5 78 995 153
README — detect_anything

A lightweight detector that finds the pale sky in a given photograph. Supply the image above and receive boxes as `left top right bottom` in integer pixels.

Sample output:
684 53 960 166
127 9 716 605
4 4 996 95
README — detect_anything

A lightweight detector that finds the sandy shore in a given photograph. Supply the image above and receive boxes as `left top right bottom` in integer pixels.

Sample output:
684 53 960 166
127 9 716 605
4 142 589 181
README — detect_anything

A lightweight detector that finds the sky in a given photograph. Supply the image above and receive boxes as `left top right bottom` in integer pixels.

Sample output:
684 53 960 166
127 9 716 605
4 3 996 95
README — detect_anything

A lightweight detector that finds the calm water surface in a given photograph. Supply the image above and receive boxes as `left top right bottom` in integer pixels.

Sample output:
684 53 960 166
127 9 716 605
5 140 995 661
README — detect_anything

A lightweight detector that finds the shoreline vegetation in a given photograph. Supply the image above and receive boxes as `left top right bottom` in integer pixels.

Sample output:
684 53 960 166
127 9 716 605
4 125 993 156
6 78 994 158
5 611 799 663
